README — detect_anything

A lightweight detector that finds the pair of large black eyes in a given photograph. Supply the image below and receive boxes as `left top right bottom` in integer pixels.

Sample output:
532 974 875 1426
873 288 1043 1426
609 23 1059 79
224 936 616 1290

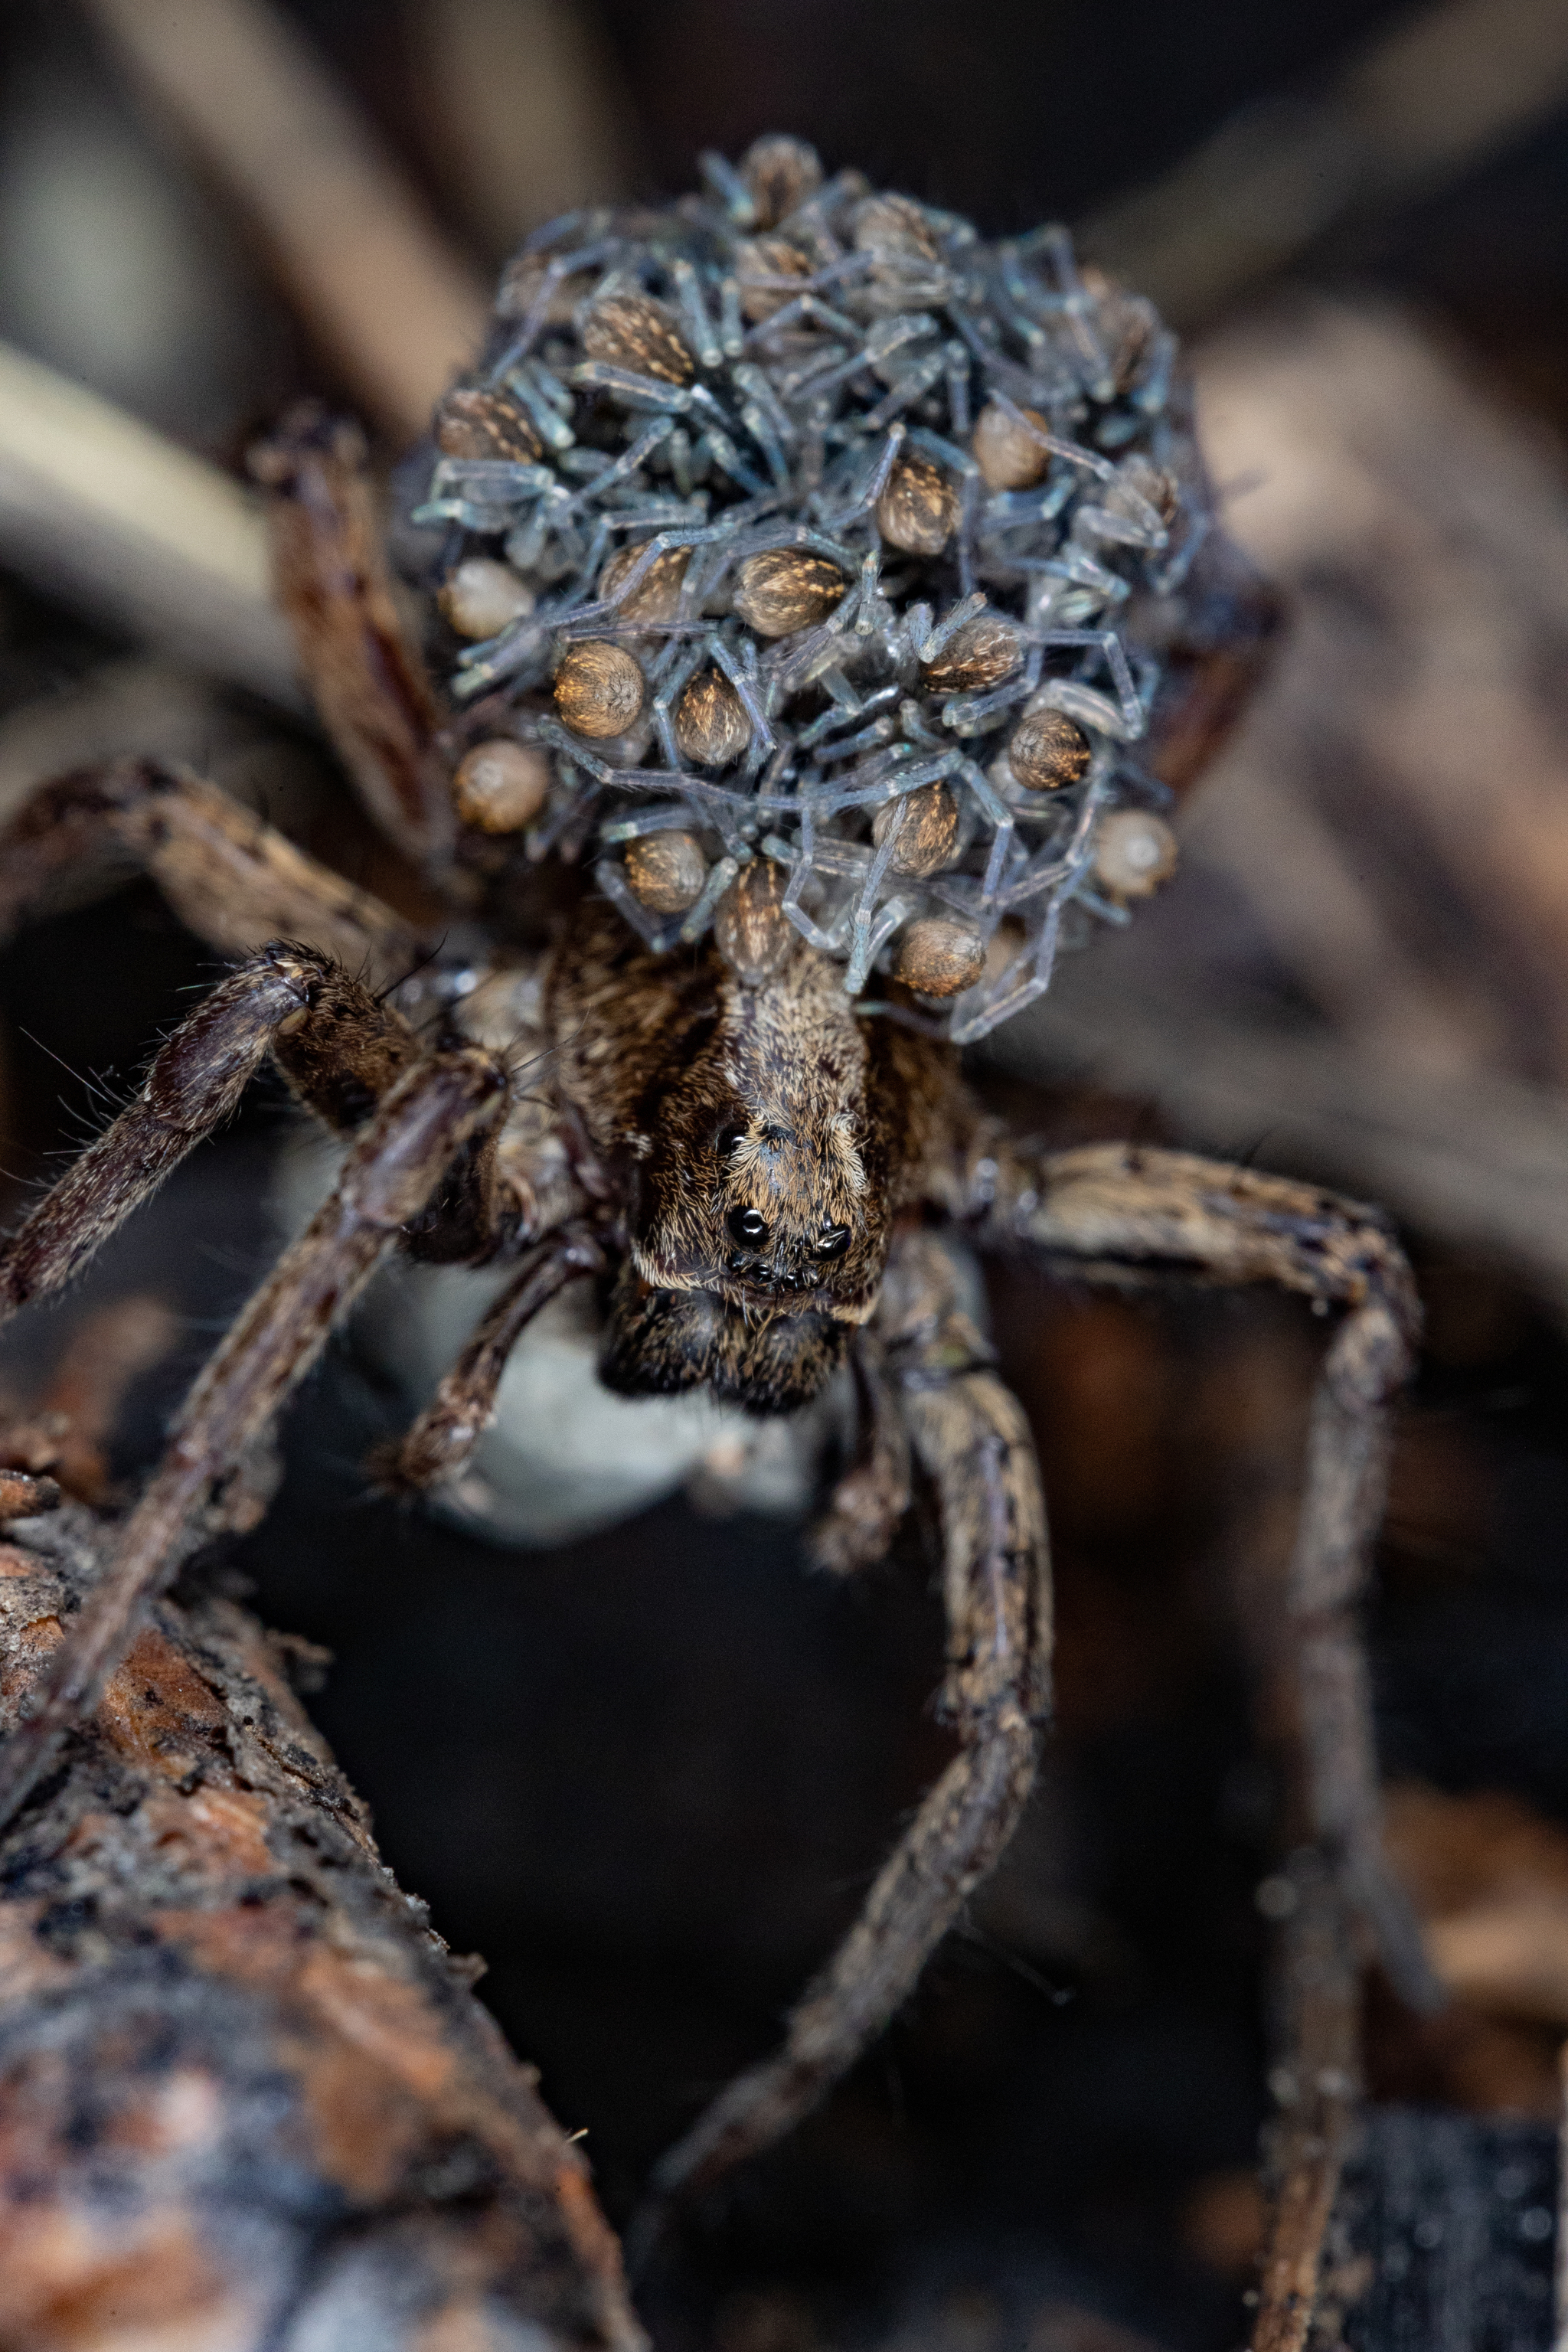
724 1206 852 1259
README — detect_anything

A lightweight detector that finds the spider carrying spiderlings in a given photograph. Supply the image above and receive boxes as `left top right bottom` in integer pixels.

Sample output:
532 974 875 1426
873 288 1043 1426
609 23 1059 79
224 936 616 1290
0 133 1437 2298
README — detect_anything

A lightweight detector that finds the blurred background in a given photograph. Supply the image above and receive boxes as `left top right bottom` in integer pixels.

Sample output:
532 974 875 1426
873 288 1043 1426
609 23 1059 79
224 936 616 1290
2 2 1568 2347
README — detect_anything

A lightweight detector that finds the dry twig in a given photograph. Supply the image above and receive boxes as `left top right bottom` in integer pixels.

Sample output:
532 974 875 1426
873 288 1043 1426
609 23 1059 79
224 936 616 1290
1081 0 1568 321
86 0 489 443
0 1497 642 2352
0 339 296 704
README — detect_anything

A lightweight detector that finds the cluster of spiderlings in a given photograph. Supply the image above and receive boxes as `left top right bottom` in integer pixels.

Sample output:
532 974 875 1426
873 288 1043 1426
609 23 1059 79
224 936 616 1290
412 135 1204 1041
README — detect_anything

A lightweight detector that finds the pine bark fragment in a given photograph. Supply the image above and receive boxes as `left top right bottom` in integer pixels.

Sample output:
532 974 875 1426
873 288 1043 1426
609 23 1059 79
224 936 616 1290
0 1504 642 2352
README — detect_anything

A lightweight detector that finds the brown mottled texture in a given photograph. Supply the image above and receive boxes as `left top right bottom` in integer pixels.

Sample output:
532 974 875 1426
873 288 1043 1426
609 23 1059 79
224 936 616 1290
1008 707 1093 792
871 782 961 877
713 857 792 982
435 383 543 463
0 756 1427 2294
0 1507 640 2352
736 236 810 322
674 670 750 768
0 1471 59 1519
580 295 693 384
548 898 953 1413
624 831 707 915
249 404 453 871
597 541 691 622
732 550 847 638
740 134 822 228
554 642 645 738
410 154 1272 1056
921 612 1021 694
972 400 1050 492
895 916 986 997
876 450 957 556
0 942 431 1335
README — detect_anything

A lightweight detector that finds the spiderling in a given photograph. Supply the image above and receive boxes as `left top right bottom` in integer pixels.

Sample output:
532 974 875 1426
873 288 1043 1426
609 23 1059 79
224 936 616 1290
406 135 1205 1043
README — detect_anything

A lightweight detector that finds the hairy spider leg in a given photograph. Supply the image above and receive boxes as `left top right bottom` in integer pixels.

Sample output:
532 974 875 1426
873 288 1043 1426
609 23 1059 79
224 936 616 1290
632 1226 1050 2252
0 758 426 990
0 943 427 1323
378 1220 608 1494
1250 1848 1360 2352
1221 1393 1374 2352
962 1139 1442 2016
808 1334 912 1576
0 1048 508 1831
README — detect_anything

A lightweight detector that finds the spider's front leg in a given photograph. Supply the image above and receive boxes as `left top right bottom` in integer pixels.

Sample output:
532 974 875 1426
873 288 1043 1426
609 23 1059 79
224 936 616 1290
637 1226 1050 2242
0 944 426 1324
0 1043 509 1830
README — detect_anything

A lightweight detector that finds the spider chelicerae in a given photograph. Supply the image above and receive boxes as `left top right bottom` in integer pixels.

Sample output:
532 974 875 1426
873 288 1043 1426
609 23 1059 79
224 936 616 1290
0 134 1436 2290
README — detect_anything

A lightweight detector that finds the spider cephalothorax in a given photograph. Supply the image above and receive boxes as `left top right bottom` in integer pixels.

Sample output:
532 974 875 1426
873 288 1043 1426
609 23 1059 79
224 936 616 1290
551 897 949 1409
0 136 1424 2352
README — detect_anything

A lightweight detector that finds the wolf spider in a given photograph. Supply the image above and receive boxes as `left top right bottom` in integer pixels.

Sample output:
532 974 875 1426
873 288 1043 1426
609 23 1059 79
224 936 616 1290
0 155 1437 2315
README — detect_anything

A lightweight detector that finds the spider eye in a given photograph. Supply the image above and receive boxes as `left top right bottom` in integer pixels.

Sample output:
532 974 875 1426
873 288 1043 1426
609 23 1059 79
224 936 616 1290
815 1222 851 1259
727 1205 769 1249
716 1122 747 1157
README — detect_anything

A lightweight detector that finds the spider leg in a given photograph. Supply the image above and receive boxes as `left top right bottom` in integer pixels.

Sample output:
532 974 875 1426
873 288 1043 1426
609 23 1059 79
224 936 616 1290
377 1220 606 1494
961 1138 1439 2012
1252 1851 1360 2352
250 404 456 873
0 1045 507 1831
635 1227 1050 2241
807 1333 911 1575
0 755 424 986
0 945 426 1325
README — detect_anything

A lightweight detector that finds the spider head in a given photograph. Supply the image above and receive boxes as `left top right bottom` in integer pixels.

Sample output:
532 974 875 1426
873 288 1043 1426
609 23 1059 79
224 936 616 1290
702 1109 876 1300
598 946 894 1411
